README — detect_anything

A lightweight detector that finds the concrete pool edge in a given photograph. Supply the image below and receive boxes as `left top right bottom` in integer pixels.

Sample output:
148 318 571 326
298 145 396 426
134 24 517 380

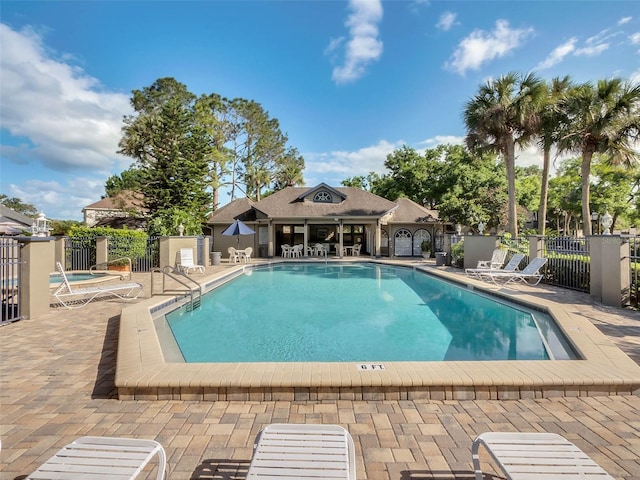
115 260 640 401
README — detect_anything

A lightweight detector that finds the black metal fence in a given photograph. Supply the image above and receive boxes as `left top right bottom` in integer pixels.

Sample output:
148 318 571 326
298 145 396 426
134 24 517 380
66 235 160 272
107 235 159 272
542 236 590 292
65 237 96 270
1 237 21 324
488 235 590 293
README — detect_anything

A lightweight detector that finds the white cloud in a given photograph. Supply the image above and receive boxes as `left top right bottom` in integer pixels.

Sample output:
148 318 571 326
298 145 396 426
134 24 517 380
303 139 401 185
630 32 640 44
419 135 464 147
445 20 534 75
436 12 458 31
534 38 577 71
7 177 106 220
631 68 640 84
575 43 609 56
329 0 384 84
0 23 132 174
618 16 632 26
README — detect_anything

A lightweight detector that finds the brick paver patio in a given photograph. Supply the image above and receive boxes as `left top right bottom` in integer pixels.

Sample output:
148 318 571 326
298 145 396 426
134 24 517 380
1 262 639 479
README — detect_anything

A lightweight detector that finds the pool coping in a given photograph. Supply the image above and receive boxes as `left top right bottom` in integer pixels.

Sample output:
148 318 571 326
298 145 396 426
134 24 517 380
115 260 640 401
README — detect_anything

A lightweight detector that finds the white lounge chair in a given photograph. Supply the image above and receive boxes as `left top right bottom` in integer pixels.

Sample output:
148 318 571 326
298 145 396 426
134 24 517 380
472 432 614 480
176 248 205 274
27 436 166 480
247 423 356 480
52 262 143 309
465 253 525 277
476 248 507 269
477 257 548 285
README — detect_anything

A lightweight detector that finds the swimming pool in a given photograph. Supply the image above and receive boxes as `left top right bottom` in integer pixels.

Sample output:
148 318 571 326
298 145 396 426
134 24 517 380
165 263 576 363
50 272 109 284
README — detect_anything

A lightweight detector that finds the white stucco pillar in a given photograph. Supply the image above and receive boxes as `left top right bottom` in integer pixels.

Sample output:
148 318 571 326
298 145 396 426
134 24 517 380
267 220 274 258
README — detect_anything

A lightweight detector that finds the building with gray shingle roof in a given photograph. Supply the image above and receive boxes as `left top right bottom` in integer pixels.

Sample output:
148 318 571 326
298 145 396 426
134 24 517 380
0 205 36 235
208 184 449 259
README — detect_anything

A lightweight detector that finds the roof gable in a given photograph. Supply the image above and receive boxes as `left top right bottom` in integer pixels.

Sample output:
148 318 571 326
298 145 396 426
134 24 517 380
207 197 256 223
389 198 439 223
296 183 346 204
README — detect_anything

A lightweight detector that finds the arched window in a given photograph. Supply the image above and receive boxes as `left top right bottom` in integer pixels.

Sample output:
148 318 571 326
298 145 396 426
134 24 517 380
394 229 413 256
313 191 332 203
413 229 431 256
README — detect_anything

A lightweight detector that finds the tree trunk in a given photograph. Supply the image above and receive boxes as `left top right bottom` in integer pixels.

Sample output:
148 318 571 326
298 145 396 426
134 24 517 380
505 138 518 237
581 149 594 236
538 147 551 236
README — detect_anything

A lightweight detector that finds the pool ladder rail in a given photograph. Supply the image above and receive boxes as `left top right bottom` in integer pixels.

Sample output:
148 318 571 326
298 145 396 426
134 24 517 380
151 266 202 311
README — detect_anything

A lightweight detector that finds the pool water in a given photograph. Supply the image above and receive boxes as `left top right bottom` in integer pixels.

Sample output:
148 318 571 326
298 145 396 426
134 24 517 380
50 273 108 284
166 263 576 363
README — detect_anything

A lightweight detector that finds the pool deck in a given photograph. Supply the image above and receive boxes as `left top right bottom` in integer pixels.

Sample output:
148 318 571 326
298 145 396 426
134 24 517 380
116 259 640 402
2 259 640 479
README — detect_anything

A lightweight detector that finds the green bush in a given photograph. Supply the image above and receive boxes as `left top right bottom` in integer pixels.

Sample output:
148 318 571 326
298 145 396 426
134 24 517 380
451 240 464 267
69 226 147 265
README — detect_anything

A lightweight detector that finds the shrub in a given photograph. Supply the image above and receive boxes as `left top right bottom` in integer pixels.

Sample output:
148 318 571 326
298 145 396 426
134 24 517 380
69 226 147 265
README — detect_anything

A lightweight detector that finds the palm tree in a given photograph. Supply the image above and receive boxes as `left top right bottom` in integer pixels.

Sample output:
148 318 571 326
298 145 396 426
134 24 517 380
464 72 545 237
536 76 573 235
556 78 640 236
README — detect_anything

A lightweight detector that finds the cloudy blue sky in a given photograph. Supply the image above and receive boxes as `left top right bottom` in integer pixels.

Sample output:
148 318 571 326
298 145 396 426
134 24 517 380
1 1 639 221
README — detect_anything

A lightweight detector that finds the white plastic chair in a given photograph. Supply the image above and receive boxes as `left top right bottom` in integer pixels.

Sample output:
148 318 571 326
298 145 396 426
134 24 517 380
27 436 166 480
247 424 356 480
228 247 240 263
477 257 548 285
472 432 614 480
176 248 205 274
465 253 525 277
281 244 292 258
352 244 362 256
243 247 253 262
476 249 507 269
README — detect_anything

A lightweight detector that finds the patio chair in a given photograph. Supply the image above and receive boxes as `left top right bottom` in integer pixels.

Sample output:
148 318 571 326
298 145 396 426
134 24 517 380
27 436 166 480
246 423 356 480
477 257 548 285
243 247 253 263
465 253 525 278
52 262 142 309
472 432 614 480
476 248 507 269
352 244 362 256
176 248 205 274
281 244 292 258
228 246 240 263
291 244 303 258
